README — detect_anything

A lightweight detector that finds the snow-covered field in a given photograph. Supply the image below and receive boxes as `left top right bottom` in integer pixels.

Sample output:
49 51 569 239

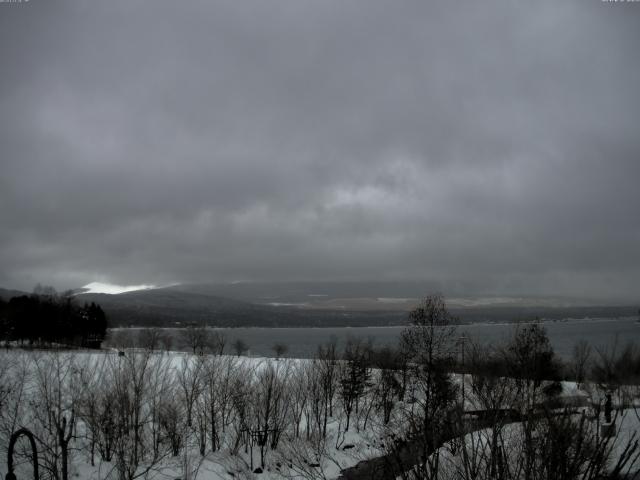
1 349 639 480
0 350 387 480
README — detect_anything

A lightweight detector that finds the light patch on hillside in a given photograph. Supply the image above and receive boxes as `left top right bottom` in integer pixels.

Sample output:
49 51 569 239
82 281 156 294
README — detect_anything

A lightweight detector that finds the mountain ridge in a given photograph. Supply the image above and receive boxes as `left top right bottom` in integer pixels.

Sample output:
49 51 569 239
2 284 637 328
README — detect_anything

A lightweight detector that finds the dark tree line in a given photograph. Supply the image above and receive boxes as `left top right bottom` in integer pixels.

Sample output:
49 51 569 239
0 287 107 348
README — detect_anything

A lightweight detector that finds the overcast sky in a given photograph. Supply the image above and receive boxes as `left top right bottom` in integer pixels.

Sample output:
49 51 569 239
1 0 639 301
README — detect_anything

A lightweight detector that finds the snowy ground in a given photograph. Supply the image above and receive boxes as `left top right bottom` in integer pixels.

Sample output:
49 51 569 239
0 350 385 480
1 349 639 480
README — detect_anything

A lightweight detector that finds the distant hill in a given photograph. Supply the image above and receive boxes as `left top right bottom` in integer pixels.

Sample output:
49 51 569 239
0 288 28 300
74 283 639 328
2 283 637 327
75 286 407 327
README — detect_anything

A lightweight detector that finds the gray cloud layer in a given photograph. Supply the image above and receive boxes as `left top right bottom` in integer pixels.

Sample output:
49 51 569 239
1 0 639 300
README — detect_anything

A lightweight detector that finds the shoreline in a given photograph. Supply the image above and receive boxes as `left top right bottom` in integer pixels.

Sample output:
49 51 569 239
109 316 638 330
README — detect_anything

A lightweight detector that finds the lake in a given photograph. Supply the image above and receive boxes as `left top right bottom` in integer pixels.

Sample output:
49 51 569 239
114 317 640 359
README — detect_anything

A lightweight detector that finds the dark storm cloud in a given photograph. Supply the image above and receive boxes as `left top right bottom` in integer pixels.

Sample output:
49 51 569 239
1 0 639 300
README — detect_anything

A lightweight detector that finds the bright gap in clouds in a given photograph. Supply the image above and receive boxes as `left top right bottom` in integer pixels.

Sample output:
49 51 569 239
82 282 156 294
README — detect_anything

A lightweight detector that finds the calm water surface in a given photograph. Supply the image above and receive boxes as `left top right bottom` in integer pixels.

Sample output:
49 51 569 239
119 317 640 359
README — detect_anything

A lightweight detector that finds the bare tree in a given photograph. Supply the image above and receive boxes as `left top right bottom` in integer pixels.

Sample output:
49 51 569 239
77 355 111 466
77 359 120 464
108 329 135 350
590 339 640 427
30 352 79 480
201 355 239 452
396 294 459 479
108 352 171 480
0 351 29 449
277 431 343 480
146 352 174 458
184 327 227 355
176 355 204 428
371 346 402 425
158 397 183 456
441 409 640 480
316 338 339 422
289 362 310 438
570 339 593 387
137 328 163 351
501 323 561 480
305 360 329 440
181 325 206 355
233 338 249 357
502 322 562 414
272 342 288 360
338 338 371 432
457 342 520 479
160 332 173 352
229 361 255 456
208 330 227 355
248 361 292 468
